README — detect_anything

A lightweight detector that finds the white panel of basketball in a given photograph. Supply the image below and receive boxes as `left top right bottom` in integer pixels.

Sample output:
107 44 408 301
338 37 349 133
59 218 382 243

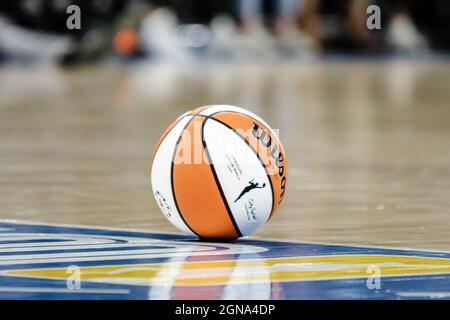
203 118 272 236
151 116 194 235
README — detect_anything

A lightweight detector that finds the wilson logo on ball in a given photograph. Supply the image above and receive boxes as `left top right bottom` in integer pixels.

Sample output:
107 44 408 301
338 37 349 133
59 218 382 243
251 123 287 204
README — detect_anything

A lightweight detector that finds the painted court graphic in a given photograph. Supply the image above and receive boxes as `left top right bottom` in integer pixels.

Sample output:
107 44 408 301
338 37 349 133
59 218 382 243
1 221 450 300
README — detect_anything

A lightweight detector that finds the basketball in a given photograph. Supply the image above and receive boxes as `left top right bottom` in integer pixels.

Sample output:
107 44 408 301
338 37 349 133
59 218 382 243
151 105 288 240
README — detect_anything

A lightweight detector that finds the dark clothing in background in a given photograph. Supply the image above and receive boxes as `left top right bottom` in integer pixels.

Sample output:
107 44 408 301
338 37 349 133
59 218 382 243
0 0 126 36
410 0 450 50
319 0 356 52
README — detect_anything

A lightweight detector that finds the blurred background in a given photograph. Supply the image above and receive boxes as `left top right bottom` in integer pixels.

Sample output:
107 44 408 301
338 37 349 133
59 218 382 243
1 0 450 64
1 0 449 247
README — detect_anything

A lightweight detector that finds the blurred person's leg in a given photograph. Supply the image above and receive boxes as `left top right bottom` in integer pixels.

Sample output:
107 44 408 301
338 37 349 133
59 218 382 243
297 0 321 50
235 0 263 30
275 0 301 27
318 0 374 53
228 0 277 60
271 0 300 35
348 1 370 48
318 0 349 52
208 1 241 60
272 0 319 55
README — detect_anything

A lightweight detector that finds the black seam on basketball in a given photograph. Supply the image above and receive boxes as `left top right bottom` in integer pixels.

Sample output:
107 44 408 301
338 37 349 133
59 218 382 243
205 116 276 220
170 115 201 238
208 110 271 127
201 118 243 238
157 108 209 236
160 109 204 139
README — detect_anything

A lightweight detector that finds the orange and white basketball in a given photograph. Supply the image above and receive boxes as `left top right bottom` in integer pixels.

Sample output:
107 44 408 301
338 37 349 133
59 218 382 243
151 105 287 240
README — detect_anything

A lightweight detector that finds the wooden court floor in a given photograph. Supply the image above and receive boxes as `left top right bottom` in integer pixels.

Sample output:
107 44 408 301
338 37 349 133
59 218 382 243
1 59 449 251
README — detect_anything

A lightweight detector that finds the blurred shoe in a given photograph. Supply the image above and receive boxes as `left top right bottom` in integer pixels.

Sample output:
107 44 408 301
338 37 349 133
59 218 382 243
234 20 278 61
139 8 194 64
0 0 129 64
0 16 72 63
274 21 317 58
387 14 428 53
208 15 240 60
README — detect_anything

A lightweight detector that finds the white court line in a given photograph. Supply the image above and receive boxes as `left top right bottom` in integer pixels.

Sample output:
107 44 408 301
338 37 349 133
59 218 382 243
1 218 449 254
397 291 450 298
0 287 129 294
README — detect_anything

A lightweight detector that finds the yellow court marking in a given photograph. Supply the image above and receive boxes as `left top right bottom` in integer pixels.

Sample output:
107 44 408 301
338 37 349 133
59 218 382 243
7 255 450 286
